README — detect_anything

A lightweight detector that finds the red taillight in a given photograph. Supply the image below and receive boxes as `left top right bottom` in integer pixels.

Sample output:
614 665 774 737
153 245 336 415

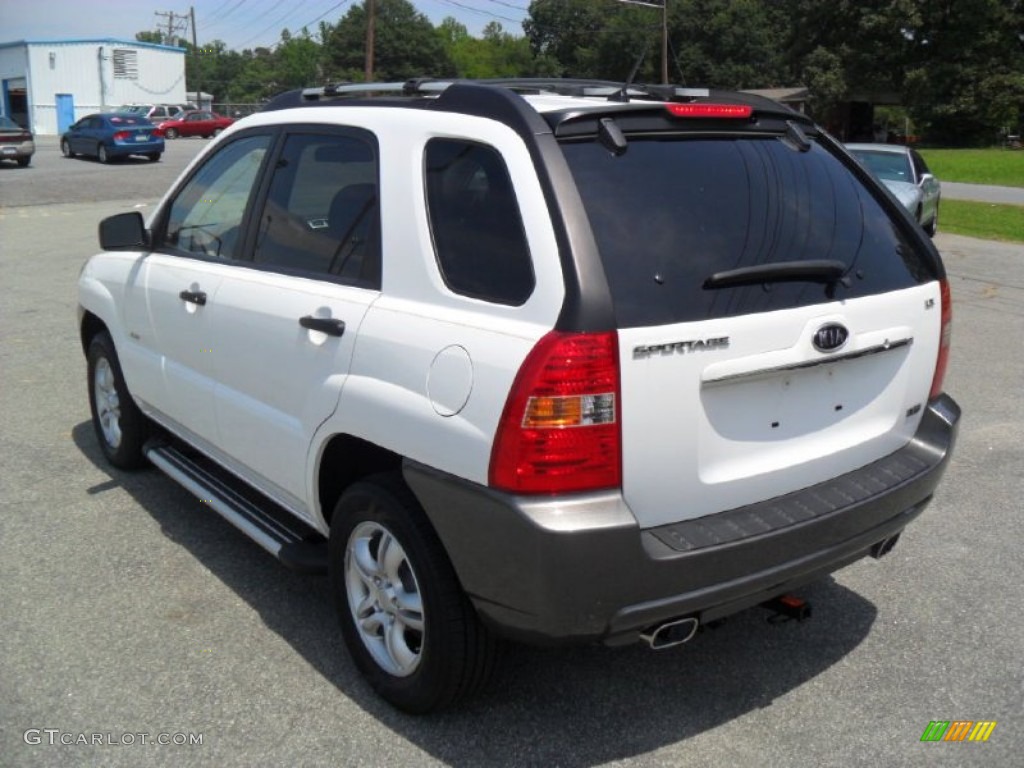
112 131 131 141
929 279 953 399
489 331 621 494
666 103 753 119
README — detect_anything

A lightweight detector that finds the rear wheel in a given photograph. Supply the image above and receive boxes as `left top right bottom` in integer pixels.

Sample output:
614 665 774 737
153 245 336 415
97 144 109 164
16 156 29 167
86 332 149 469
147 152 161 162
164 127 178 139
328 473 495 713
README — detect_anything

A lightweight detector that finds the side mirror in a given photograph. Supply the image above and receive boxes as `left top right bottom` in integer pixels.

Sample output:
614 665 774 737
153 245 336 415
99 211 149 250
919 172 935 186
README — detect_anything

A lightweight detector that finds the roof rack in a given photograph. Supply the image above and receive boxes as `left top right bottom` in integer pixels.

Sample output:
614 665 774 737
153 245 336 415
286 78 712 104
260 78 793 117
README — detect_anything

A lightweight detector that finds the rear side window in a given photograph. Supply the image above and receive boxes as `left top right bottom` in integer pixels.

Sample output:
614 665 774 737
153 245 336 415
425 139 534 305
561 137 937 327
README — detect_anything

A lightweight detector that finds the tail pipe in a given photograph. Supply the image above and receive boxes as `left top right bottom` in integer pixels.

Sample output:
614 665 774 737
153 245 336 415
640 616 699 650
870 532 902 559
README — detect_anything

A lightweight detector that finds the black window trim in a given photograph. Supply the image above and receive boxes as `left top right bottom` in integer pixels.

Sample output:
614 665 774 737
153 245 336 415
151 123 384 290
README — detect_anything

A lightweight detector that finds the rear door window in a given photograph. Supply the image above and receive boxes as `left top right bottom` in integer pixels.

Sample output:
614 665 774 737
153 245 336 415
252 131 380 287
561 136 937 326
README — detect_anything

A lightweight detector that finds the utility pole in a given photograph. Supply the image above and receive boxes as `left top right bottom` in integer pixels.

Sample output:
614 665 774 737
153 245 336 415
365 0 376 82
616 0 669 85
154 10 187 45
190 6 200 107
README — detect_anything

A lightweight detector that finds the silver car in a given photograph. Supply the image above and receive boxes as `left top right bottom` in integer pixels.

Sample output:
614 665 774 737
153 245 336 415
846 143 941 236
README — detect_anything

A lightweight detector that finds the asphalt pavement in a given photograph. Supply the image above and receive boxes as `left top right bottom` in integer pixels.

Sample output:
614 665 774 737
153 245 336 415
1 137 1022 767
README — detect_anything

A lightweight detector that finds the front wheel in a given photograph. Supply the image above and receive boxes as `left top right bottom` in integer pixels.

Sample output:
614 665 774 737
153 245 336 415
61 139 75 158
925 203 939 237
86 332 149 469
212 127 223 137
328 474 495 713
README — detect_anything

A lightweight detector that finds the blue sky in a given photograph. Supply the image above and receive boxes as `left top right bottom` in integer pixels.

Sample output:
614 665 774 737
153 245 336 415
1 0 531 51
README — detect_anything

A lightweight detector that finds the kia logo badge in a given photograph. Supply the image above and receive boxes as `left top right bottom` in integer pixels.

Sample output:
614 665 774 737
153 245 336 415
813 323 849 353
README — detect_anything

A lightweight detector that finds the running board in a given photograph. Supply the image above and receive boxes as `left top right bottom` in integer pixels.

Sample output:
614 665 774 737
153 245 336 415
144 440 328 574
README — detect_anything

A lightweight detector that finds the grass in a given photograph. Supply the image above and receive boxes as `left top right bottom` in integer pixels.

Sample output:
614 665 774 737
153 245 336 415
937 199 1024 243
917 149 1024 187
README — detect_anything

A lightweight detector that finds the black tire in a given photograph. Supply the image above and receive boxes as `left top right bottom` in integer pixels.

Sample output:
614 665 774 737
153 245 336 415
97 144 109 164
328 473 495 713
147 152 161 162
61 139 75 158
86 332 149 469
16 156 30 167
164 127 178 139
925 202 939 237
212 128 223 137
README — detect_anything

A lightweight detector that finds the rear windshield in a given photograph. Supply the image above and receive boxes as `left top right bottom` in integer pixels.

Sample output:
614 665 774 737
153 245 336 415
561 136 937 327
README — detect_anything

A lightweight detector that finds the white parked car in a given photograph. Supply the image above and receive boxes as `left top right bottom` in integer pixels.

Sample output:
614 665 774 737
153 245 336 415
846 143 942 235
78 79 960 712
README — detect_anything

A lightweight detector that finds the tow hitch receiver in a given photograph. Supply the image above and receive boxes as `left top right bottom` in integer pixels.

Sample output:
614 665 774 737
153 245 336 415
762 594 812 623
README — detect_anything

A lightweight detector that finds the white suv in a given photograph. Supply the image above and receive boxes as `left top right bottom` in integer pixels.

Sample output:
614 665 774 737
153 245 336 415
78 79 960 713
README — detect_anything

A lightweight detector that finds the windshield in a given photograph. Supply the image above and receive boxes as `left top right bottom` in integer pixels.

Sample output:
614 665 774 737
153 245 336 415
561 136 937 326
848 149 914 184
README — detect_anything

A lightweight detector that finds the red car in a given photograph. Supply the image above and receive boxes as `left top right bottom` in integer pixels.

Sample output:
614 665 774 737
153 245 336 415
155 110 235 139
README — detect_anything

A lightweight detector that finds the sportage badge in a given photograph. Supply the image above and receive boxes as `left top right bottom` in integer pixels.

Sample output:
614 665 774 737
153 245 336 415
813 323 849 352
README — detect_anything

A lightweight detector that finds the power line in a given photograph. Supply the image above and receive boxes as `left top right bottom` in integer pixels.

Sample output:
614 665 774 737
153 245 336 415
204 0 284 34
204 0 250 26
436 0 523 25
242 0 353 50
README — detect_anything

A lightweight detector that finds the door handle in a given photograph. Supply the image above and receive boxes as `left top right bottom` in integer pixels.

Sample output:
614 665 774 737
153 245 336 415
179 289 207 306
299 316 345 337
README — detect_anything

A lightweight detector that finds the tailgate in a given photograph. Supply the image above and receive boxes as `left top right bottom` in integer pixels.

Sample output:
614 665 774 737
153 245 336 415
618 284 942 527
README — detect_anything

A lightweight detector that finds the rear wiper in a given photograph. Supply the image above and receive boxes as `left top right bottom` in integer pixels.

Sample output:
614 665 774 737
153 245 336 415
703 259 850 290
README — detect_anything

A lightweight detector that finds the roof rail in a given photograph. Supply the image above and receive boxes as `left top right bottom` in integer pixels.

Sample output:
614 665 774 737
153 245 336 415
259 78 786 114
295 78 712 104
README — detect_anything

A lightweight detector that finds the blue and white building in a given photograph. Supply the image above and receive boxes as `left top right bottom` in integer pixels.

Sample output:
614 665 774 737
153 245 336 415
0 38 186 135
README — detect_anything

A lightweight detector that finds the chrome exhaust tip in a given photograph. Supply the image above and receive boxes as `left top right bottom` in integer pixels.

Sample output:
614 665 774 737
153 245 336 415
640 617 699 650
870 533 901 559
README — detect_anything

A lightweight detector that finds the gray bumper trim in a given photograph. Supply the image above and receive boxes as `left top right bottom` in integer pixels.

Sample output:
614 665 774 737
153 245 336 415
404 394 960 646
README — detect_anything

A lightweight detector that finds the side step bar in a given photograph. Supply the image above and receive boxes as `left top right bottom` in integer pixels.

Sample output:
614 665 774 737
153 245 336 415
144 441 328 574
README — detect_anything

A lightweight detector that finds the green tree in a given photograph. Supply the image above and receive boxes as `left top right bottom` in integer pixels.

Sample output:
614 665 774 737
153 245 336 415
136 30 167 46
903 0 1024 144
275 28 323 89
322 0 454 82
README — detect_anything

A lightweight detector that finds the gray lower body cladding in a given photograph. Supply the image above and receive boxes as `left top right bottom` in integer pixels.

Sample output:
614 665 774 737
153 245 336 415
404 394 960 646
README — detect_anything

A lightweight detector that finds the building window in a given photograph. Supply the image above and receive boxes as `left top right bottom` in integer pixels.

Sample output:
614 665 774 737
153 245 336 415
112 49 139 80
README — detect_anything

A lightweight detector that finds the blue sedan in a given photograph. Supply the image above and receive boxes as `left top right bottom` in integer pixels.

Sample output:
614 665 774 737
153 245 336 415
60 113 164 163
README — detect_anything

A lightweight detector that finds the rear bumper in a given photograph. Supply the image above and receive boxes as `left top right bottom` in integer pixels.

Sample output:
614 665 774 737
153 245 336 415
109 139 164 156
0 140 34 159
405 394 960 646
